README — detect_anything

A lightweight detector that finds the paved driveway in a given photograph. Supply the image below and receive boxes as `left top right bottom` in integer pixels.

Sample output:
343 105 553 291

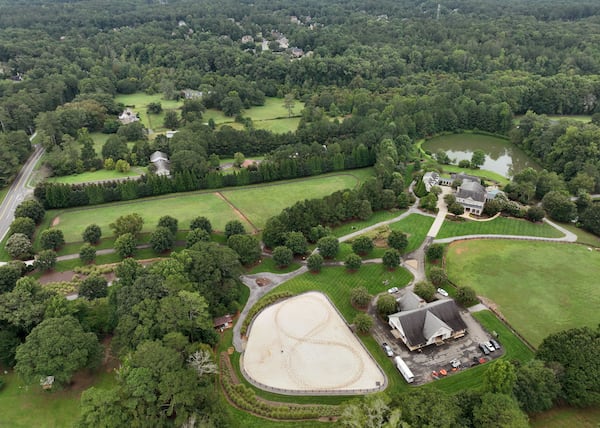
369 293 502 385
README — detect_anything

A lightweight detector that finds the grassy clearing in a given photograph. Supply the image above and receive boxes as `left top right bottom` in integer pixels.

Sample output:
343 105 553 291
46 168 145 184
38 170 374 245
471 311 534 362
221 171 373 228
556 222 600 247
253 117 300 133
437 216 563 239
331 210 404 238
438 164 509 186
245 257 301 275
0 370 116 428
446 240 600 346
264 265 412 322
115 93 182 132
338 213 434 260
40 192 247 242
530 406 600 428
0 186 8 206
389 214 436 253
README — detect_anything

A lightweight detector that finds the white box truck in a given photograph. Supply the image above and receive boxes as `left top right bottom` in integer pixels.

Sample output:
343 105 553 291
394 356 415 383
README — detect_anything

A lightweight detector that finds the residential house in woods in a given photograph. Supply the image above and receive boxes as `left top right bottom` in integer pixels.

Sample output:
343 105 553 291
422 171 494 215
118 108 139 125
150 151 170 176
388 296 467 351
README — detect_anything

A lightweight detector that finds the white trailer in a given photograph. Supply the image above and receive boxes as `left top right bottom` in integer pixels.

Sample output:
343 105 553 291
394 356 415 383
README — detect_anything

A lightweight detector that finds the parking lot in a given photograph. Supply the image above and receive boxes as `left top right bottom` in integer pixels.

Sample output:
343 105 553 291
371 297 504 385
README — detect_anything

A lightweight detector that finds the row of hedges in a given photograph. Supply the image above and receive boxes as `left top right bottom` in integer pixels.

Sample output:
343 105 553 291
240 291 294 336
220 353 340 420
35 152 375 210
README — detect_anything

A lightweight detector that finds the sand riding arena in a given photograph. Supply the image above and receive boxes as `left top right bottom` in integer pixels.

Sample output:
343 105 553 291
241 292 386 395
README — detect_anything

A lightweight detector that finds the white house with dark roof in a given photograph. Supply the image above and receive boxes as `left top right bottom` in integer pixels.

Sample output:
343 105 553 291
118 108 139 125
388 299 467 351
455 178 486 215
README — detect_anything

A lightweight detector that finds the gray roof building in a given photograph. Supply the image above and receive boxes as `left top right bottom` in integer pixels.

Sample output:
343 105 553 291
388 300 467 351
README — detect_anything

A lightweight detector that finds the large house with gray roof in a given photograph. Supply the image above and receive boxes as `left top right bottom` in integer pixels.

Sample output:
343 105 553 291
455 178 486 215
388 293 467 351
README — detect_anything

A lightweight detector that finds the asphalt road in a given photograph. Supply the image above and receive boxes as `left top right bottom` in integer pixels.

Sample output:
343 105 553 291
0 135 43 242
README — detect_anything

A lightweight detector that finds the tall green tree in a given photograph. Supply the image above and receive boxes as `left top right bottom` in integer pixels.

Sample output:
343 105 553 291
15 316 101 388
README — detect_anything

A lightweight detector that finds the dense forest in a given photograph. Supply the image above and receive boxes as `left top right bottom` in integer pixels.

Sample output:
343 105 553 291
1 0 600 426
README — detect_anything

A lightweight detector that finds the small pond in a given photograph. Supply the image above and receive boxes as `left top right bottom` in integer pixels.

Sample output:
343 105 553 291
423 133 541 178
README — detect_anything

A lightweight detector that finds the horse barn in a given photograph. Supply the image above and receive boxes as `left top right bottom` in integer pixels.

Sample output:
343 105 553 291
388 297 467 351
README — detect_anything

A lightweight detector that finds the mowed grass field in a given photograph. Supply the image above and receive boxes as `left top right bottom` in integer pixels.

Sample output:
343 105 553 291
115 93 182 132
42 170 374 243
0 371 116 428
530 406 600 428
47 167 146 184
221 170 373 228
264 264 413 322
45 192 249 242
446 240 600 346
437 216 563 239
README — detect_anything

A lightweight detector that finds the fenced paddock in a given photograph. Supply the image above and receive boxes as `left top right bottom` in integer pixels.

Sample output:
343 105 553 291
242 292 386 395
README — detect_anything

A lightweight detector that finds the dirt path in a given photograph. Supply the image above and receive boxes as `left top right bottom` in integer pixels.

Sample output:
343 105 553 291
214 191 259 233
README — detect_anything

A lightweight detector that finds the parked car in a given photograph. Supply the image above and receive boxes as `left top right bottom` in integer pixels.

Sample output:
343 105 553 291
479 343 490 355
485 341 496 352
437 288 449 297
490 339 501 350
450 359 461 368
387 287 399 294
382 342 394 357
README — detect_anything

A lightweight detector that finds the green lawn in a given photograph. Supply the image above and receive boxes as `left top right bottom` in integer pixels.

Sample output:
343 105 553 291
338 213 435 260
47 167 145 184
39 170 375 244
0 370 116 428
437 216 563 239
556 222 600 247
0 187 8 206
221 171 373 228
245 257 301 274
446 240 600 346
253 117 301 133
114 93 183 132
242 97 304 121
530 406 600 428
389 214 436 253
471 311 534 362
264 265 413 322
41 192 248 242
438 164 509 186
332 210 404 238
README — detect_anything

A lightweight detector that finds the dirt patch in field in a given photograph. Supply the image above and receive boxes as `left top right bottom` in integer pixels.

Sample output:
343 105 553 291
51 216 60 227
37 270 78 284
478 296 505 319
373 238 388 248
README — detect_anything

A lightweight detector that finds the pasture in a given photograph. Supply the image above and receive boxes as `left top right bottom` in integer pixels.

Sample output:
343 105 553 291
44 192 248 242
436 217 563 239
115 93 182 132
221 170 373 228
41 170 373 243
445 240 600 346
0 370 115 428
46 168 145 184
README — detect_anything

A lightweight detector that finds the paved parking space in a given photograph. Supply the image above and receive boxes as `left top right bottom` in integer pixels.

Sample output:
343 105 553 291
371 297 503 385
